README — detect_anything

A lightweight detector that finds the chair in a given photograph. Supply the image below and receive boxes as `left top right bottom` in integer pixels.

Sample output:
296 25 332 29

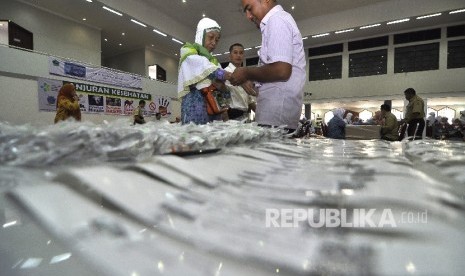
321 123 328 137
398 123 407 141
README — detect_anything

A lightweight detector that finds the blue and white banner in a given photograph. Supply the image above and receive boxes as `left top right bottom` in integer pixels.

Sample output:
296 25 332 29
49 57 143 90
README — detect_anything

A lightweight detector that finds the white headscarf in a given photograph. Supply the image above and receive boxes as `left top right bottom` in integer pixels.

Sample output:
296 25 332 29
426 112 436 126
344 112 353 124
332 108 345 119
195 18 221 46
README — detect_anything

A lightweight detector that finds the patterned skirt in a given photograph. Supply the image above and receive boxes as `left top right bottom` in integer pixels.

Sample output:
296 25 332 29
181 88 209 125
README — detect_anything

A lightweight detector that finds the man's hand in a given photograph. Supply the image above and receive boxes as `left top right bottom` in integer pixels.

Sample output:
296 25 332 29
229 67 248 86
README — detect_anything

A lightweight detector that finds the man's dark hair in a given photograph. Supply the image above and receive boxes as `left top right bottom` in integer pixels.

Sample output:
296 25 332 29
139 100 146 105
380 104 391 112
404 88 416 96
229 43 244 53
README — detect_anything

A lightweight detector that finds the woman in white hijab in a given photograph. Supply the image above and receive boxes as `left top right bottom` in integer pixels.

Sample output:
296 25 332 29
426 112 436 127
178 18 231 124
327 108 346 139
344 112 353 124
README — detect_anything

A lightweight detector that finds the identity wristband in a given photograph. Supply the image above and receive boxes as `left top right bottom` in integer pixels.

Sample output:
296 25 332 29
215 69 226 81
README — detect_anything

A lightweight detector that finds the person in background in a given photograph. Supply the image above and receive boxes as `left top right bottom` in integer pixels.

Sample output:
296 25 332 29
327 108 346 139
380 104 399 141
54 83 81 124
224 43 257 121
459 111 465 124
344 112 353 124
177 17 231 124
133 100 146 125
402 88 425 139
352 116 362 125
426 112 436 138
155 112 162 121
229 0 306 133
449 118 464 140
426 112 436 127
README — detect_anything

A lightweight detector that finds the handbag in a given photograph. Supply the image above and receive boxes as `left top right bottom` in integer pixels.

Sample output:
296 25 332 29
201 85 222 115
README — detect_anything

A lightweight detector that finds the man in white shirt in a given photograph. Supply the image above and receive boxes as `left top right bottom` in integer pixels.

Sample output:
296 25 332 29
225 43 257 120
230 0 306 132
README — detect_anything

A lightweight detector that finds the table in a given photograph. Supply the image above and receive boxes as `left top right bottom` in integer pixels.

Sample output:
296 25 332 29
346 124 381 140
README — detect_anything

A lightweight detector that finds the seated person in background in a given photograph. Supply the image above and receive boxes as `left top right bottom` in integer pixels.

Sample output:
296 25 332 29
426 112 436 127
379 104 399 141
434 117 452 139
459 111 465 124
448 118 464 140
133 100 146 125
54 83 81 124
426 112 436 138
155 112 162 121
343 112 353 124
352 116 362 125
366 111 383 125
327 108 346 139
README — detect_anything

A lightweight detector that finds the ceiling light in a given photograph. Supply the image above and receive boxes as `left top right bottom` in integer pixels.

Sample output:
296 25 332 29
360 23 381 29
119 43 122 46
104 38 108 41
416 13 442 19
153 29 167 37
449 9 465 14
202 13 206 17
151 44 154 47
291 6 295 10
131 19 147 27
103 6 123 16
213 53 221 56
387 18 410 25
172 38 184 44
122 32 125 36
302 36 308 40
335 28 354 34
86 0 93 2
312 33 330 38
244 47 252 51
255 46 261 48
182 0 186 3
223 51 230 54
82 18 86 21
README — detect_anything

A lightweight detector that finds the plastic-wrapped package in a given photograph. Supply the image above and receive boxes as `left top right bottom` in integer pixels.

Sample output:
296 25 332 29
0 120 279 167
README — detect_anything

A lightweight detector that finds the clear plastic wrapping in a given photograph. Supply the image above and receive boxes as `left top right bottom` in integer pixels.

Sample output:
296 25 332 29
0 120 281 167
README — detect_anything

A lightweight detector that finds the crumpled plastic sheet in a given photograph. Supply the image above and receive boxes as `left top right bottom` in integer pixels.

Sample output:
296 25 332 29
0 119 281 167
404 139 465 185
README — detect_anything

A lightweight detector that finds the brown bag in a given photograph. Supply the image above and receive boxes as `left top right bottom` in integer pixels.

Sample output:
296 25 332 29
201 85 222 115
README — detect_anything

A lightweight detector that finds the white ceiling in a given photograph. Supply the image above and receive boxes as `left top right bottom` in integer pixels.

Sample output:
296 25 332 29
17 0 465 60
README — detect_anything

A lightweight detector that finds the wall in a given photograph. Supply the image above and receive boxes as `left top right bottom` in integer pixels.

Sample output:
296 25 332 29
0 0 101 65
103 47 179 84
0 45 179 126
145 48 179 84
303 24 465 103
103 48 146 77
